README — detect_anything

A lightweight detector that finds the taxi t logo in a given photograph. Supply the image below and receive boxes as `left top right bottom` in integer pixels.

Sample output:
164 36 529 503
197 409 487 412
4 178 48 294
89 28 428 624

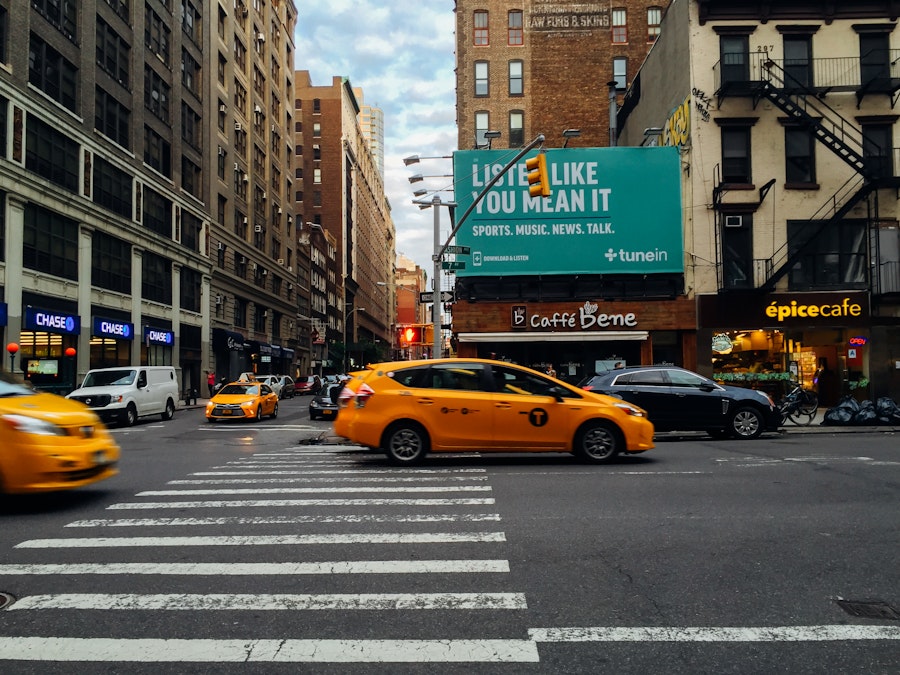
528 408 548 427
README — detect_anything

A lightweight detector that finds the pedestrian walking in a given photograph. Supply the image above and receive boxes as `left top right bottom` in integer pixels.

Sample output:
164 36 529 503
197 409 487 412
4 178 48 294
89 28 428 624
207 371 216 397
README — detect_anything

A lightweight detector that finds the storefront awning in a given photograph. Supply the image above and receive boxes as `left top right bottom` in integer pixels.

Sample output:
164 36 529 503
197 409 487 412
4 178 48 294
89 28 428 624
458 331 648 343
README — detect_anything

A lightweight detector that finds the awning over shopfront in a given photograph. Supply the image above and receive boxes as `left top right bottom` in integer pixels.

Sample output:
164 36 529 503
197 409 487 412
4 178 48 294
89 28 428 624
212 328 246 351
458 331 649 342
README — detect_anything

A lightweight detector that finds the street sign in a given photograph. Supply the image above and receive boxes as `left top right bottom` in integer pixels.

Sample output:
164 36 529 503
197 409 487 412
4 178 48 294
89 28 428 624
443 245 471 254
419 291 455 303
441 261 466 270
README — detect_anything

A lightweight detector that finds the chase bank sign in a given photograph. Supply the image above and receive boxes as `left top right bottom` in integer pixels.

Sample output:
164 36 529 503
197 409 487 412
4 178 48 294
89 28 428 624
24 307 81 335
144 326 174 346
93 317 134 340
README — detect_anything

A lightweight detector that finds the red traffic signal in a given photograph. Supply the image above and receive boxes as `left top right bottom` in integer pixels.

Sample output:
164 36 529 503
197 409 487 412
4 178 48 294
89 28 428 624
397 325 422 347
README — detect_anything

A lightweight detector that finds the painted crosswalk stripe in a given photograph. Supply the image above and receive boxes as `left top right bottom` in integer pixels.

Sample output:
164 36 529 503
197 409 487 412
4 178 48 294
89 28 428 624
193 468 487 475
169 476 490 484
136 486 492 496
10 592 527 611
66 513 503 528
16 532 507 548
0 637 540 663
0 559 511 575
107 498 495 509
529 626 900 642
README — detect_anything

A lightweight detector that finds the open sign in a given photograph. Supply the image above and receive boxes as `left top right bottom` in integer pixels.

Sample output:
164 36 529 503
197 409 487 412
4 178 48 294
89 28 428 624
848 336 868 346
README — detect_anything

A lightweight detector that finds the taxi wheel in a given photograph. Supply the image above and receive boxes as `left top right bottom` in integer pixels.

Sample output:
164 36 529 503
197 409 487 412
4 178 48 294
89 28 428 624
730 407 763 440
254 405 262 422
271 402 278 419
383 421 429 466
574 421 620 463
124 404 137 427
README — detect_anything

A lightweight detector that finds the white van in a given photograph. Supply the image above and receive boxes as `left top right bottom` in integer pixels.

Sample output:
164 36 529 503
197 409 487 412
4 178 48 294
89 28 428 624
67 366 179 426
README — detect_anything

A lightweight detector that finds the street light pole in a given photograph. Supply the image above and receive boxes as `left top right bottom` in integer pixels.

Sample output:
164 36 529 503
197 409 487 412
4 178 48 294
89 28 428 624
343 306 365 373
432 195 441 360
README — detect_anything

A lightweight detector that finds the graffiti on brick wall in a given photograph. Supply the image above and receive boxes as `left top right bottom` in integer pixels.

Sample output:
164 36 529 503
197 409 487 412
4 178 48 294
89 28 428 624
662 96 691 147
529 3 610 31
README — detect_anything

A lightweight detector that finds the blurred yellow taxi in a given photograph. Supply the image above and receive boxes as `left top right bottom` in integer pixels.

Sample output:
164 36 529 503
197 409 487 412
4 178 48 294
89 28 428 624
205 381 279 422
0 373 120 495
335 358 654 465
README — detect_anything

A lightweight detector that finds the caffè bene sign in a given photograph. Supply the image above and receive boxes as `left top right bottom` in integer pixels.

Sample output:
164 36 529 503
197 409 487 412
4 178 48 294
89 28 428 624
512 301 638 331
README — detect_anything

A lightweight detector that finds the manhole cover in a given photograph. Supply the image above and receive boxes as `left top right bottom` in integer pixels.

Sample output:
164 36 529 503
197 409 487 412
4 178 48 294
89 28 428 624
0 592 16 610
834 598 900 620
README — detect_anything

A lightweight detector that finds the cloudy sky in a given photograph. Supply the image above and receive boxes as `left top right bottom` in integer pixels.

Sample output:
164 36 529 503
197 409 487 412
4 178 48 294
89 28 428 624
294 1 458 274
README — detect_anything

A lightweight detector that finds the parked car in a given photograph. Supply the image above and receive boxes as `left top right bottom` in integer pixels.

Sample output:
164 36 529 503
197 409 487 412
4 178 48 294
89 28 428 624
578 366 780 439
205 381 279 422
273 375 296 399
0 372 120 494
67 366 179 426
309 383 342 420
334 357 654 465
295 376 321 395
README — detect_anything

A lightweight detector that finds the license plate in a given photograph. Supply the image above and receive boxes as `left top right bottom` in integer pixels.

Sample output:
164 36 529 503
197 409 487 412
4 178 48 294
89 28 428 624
222 409 232 415
94 451 106 464
322 409 334 416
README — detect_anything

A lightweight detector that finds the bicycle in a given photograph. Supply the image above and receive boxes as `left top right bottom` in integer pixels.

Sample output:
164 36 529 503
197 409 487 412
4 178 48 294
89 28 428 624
778 383 819 426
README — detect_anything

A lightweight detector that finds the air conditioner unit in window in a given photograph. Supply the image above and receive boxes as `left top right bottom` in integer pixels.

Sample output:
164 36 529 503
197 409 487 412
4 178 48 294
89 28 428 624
242 216 248 224
218 146 226 156
217 242 225 251
288 283 293 291
239 255 247 264
262 269 268 275
234 122 242 131
254 225 263 233
215 294 223 305
254 105 263 114
277 207 282 215
257 33 265 42
219 104 227 113
233 162 240 171
724 215 743 228
277 258 285 265
242 175 249 183
261 192 267 200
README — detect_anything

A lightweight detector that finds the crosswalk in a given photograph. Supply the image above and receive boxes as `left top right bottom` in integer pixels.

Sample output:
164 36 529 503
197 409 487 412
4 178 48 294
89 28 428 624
0 445 541 664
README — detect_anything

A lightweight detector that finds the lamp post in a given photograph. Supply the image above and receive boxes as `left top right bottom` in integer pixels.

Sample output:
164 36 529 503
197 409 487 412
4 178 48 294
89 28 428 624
343 305 365 373
6 342 18 373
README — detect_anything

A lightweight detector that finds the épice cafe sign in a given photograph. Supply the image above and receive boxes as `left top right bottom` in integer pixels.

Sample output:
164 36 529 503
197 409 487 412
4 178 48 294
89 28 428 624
452 146 684 276
698 291 871 328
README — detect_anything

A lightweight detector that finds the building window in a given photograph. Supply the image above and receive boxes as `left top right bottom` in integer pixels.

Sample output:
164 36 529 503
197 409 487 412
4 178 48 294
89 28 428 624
312 144 321 160
720 34 749 84
783 34 812 88
92 231 131 294
96 17 130 86
93 155 133 218
141 250 172 305
180 266 201 312
613 57 627 90
862 123 893 178
785 127 815 184
721 126 751 184
508 10 523 45
23 202 78 281
95 87 130 148
648 7 662 42
313 98 320 113
234 297 247 328
181 0 201 44
313 122 321 136
181 49 201 97
181 102 201 149
181 157 201 199
721 214 753 290
313 168 321 183
0 7 7 64
25 115 79 194
612 8 627 43
254 306 267 331
143 188 172 240
234 38 247 73
475 111 489 148
474 10 489 45
787 218 867 289
509 110 524 147
28 34 78 112
145 6 170 66
143 126 172 177
508 60 523 95
144 66 170 123
859 32 891 84
32 0 76 41
474 61 488 96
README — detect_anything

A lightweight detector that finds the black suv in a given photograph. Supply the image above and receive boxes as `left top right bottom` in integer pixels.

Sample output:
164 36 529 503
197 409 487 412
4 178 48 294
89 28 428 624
578 366 780 439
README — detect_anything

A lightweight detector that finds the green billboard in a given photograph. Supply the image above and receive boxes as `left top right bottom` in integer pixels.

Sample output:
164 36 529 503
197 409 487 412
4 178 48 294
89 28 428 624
452 147 683 276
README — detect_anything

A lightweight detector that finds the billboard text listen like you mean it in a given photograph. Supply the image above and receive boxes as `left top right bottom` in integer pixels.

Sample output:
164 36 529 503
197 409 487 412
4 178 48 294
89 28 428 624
452 146 684 276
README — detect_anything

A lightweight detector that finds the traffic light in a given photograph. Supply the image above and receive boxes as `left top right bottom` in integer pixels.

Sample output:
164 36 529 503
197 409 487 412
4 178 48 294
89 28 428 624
424 324 434 345
398 325 422 347
526 152 550 197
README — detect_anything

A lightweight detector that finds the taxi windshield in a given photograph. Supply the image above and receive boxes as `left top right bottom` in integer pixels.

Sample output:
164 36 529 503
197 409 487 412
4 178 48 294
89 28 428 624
0 373 32 397
220 384 258 396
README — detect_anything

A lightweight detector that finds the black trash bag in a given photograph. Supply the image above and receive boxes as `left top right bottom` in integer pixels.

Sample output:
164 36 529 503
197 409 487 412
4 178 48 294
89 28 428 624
852 399 878 425
823 406 854 425
836 395 860 413
874 397 900 425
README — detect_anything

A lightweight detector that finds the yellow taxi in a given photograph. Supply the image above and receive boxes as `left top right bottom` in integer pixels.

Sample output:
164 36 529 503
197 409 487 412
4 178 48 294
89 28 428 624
205 380 279 422
0 373 120 495
335 358 654 465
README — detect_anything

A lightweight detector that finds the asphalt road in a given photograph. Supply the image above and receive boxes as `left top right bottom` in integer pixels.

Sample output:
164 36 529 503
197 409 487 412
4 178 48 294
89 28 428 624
0 397 897 673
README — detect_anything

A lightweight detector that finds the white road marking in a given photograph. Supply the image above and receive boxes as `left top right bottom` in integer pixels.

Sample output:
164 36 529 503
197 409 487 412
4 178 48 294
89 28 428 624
136 486 492 496
168 476 489 485
192 468 487 475
10 592 527 611
107 498 495 509
0 637 540 663
15 532 507 548
529 625 900 642
66 513 503 527
0 559 511 575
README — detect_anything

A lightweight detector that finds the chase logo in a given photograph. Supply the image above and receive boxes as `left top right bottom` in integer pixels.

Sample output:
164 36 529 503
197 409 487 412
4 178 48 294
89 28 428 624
25 307 80 335
145 327 174 345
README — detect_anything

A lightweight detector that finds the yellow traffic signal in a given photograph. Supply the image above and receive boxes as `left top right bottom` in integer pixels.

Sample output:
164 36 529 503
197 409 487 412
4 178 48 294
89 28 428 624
526 152 550 197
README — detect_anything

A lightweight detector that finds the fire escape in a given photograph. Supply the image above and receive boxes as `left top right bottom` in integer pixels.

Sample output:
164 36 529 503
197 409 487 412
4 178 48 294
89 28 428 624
713 51 900 293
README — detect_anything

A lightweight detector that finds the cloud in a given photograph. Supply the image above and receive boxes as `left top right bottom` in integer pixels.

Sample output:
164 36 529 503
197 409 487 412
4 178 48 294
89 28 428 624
294 2 457 272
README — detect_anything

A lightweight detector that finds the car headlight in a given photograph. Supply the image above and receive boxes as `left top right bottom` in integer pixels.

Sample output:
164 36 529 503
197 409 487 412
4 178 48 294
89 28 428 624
614 403 645 417
1 414 69 436
310 400 320 408
241 401 254 408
